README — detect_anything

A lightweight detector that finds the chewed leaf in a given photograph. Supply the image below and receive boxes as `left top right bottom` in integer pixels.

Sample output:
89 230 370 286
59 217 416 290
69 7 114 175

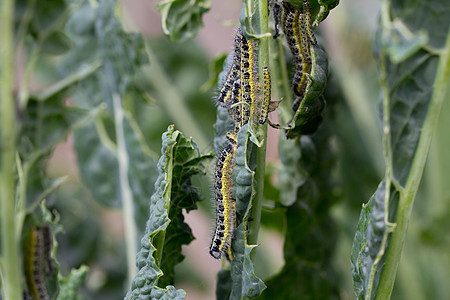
125 125 213 299
351 0 450 298
351 181 398 299
57 265 89 300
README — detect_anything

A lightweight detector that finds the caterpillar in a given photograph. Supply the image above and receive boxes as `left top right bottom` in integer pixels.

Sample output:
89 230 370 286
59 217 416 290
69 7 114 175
291 11 313 110
42 226 53 275
217 31 242 107
24 227 51 300
278 0 317 111
209 141 237 260
210 29 263 260
259 67 272 124
302 0 317 46
227 29 258 135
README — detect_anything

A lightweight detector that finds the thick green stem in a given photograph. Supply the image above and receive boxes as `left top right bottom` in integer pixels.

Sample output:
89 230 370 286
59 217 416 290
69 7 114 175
375 30 450 299
248 0 269 247
0 0 22 299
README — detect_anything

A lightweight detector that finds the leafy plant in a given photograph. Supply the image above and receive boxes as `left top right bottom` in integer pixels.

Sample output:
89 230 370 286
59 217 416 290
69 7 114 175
0 0 448 299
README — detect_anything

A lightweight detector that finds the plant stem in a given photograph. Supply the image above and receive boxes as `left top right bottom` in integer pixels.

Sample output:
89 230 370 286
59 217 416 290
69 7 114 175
375 29 450 299
248 0 269 247
0 0 22 298
113 94 138 285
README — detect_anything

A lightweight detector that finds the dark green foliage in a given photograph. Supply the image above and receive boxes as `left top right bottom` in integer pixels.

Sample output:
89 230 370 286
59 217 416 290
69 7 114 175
263 113 341 299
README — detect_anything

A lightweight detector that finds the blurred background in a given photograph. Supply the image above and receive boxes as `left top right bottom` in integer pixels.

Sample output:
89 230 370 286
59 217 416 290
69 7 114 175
36 0 449 299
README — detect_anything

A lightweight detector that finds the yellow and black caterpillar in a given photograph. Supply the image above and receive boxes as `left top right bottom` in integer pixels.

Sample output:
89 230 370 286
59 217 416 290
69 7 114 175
24 226 53 300
210 28 271 260
277 0 317 110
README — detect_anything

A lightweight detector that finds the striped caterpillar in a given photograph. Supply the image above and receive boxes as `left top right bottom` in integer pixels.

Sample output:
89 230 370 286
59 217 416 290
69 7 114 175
210 28 272 260
216 29 269 133
277 0 317 111
24 226 53 300
259 67 271 124
210 138 237 260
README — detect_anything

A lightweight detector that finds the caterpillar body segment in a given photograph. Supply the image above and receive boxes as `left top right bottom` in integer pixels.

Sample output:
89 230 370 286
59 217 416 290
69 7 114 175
217 31 242 107
302 0 318 45
272 1 283 39
278 1 318 111
24 227 50 300
259 67 272 124
210 142 237 260
292 12 313 110
42 226 53 275
239 35 259 131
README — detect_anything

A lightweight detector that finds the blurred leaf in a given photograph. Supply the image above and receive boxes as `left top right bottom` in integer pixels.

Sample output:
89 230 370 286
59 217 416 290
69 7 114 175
62 0 157 229
215 270 232 300
62 0 147 109
41 31 72 56
157 0 211 43
263 120 341 299
239 0 261 39
125 125 213 299
142 38 215 150
30 0 67 33
277 138 306 206
200 53 228 92
74 112 157 234
57 265 89 300
351 0 450 298
18 70 99 209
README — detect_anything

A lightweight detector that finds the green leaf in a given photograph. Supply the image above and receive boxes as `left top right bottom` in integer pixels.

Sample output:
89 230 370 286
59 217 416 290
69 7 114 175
19 75 98 209
157 0 211 43
200 53 228 92
125 125 213 299
62 0 147 108
41 31 72 56
57 265 89 300
263 114 341 298
277 138 306 206
74 112 157 230
351 0 450 298
229 124 266 299
63 1 155 220
286 44 328 138
30 0 66 33
215 269 232 300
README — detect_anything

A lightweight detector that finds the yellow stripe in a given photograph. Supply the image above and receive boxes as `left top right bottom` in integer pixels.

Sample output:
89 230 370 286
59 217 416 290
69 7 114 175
25 228 49 300
259 67 271 124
